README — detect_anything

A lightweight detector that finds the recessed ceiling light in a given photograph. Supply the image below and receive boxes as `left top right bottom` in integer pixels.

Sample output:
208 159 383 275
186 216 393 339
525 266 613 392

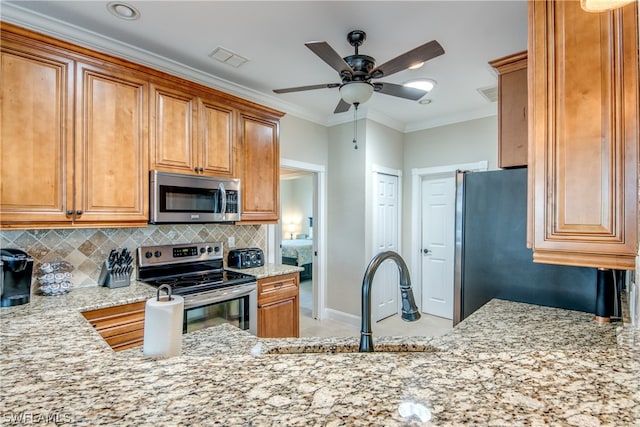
419 98 433 105
107 2 140 20
404 79 437 93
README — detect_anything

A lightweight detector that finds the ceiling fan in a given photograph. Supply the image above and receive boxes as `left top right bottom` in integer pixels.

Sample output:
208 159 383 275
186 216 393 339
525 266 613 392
273 30 445 114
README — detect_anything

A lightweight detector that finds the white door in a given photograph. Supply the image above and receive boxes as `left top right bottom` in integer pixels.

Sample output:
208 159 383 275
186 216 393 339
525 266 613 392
373 173 399 321
421 175 455 319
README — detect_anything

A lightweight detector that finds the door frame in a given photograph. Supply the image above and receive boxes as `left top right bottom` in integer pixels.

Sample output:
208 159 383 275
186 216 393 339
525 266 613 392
269 158 327 320
371 165 403 317
410 161 488 312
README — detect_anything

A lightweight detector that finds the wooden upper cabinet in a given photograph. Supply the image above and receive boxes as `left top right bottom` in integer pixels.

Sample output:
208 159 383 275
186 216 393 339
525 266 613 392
150 83 196 174
150 83 236 177
489 51 528 168
239 113 280 222
0 39 74 226
74 61 148 225
527 0 638 269
0 28 149 229
198 97 235 177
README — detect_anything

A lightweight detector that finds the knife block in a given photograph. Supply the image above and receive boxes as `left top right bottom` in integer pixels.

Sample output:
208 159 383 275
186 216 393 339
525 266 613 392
97 261 131 288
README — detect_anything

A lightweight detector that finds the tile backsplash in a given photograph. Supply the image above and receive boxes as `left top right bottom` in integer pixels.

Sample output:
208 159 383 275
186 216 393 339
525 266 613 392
0 224 265 286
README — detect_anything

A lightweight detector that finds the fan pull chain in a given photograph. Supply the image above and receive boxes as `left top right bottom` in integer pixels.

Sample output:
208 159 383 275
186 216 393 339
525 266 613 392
352 103 359 150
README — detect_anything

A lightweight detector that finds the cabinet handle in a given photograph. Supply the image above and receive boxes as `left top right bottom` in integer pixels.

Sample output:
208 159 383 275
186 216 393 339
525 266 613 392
66 210 73 216
199 167 204 172
194 167 199 172
76 210 83 216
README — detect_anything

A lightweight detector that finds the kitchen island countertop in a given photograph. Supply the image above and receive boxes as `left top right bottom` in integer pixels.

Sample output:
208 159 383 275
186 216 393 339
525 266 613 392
1 282 638 426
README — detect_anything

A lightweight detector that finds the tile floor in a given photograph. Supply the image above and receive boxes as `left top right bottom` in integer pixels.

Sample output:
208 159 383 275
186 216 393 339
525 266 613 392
298 280 454 338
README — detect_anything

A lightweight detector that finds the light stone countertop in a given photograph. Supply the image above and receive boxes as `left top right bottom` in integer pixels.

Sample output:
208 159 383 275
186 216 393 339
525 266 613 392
225 263 304 278
1 277 639 426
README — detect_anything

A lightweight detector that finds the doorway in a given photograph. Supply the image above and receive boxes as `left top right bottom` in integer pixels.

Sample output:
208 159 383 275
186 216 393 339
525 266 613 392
410 161 488 319
371 167 402 322
276 159 326 320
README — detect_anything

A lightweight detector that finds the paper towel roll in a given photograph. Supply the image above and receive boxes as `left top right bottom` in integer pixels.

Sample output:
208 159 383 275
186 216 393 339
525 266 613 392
143 295 184 358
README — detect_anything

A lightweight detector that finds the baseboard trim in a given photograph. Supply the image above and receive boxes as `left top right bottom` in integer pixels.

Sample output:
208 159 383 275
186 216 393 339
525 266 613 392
324 308 361 327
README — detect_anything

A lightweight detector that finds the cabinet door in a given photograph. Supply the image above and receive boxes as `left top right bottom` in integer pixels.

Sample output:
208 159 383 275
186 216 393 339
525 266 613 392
0 42 74 226
150 83 197 174
257 273 299 338
199 98 235 177
239 114 279 222
258 297 299 338
528 1 638 269
490 51 528 168
75 61 148 225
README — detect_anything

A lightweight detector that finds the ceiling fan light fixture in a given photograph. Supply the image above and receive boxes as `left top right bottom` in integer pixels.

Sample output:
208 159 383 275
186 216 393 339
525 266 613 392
404 79 436 93
340 82 374 105
580 0 634 12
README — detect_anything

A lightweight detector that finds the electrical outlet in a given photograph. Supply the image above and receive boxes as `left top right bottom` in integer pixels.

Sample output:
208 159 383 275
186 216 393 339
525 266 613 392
227 236 235 248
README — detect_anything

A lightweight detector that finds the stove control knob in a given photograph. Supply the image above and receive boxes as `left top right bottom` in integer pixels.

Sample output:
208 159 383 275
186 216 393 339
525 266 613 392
154 250 162 258
214 246 220 253
145 251 153 259
200 247 206 254
207 246 213 253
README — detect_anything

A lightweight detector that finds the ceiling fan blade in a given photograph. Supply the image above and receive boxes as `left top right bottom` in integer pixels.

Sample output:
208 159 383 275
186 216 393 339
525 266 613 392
372 40 445 78
333 98 351 114
305 41 353 75
273 83 340 94
373 82 426 100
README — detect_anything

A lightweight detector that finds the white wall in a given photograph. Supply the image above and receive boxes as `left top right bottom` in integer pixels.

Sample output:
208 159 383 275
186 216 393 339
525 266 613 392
401 115 498 270
280 115 329 166
326 120 367 315
279 113 498 318
364 120 404 261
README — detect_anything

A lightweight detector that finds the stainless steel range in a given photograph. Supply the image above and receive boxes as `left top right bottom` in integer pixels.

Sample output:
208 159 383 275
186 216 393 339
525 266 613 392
137 242 257 334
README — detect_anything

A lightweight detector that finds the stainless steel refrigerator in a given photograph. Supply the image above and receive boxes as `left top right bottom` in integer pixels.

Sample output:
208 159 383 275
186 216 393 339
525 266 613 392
453 168 596 324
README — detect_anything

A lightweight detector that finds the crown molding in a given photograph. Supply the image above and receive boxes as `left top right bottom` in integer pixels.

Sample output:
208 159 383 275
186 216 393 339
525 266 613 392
1 2 497 134
403 104 497 133
1 2 327 125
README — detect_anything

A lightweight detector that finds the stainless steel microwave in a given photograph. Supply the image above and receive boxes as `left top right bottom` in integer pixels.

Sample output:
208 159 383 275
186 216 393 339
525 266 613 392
149 171 241 223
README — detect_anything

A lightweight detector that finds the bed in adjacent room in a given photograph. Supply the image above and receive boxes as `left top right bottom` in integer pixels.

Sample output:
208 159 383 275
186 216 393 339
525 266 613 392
281 238 313 281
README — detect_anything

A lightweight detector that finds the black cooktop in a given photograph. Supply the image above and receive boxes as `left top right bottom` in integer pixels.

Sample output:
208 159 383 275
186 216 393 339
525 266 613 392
138 258 255 295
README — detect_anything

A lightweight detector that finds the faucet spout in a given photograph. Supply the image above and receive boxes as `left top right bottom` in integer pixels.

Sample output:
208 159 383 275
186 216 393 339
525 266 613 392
359 251 420 352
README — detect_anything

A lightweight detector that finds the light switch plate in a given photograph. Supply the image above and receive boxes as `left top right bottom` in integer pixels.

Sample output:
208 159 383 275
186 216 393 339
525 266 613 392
227 236 235 248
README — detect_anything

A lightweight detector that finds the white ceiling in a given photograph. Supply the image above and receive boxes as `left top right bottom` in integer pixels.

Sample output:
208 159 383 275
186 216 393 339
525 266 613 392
2 1 528 132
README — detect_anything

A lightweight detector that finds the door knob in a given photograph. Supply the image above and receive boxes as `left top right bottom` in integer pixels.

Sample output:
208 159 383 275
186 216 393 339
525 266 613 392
423 248 431 254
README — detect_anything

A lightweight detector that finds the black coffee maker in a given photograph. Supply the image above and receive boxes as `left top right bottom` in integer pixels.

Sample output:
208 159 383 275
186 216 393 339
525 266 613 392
1 248 34 307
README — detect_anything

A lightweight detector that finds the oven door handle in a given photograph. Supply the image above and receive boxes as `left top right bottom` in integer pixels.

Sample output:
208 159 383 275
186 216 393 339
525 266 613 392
183 284 256 310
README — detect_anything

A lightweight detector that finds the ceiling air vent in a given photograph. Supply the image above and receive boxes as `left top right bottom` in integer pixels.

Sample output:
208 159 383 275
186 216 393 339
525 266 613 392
209 47 248 68
477 85 498 103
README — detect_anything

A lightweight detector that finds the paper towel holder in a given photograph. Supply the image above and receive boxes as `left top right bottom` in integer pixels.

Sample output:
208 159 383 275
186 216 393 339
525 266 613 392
157 284 174 302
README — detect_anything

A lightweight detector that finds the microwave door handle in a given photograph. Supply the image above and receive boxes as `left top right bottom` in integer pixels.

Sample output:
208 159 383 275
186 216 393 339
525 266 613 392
219 183 227 215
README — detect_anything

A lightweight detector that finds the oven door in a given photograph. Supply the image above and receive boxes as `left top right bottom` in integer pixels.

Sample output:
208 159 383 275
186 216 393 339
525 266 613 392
182 284 257 334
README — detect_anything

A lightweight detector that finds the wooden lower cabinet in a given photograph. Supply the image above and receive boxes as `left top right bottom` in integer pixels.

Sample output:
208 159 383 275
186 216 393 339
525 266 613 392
257 273 299 338
82 301 146 351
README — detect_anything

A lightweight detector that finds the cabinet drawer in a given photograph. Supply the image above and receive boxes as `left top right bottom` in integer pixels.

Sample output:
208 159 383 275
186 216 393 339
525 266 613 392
257 273 298 304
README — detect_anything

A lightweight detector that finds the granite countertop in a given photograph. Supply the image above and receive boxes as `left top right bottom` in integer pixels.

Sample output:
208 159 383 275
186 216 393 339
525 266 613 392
226 263 303 278
1 281 638 426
